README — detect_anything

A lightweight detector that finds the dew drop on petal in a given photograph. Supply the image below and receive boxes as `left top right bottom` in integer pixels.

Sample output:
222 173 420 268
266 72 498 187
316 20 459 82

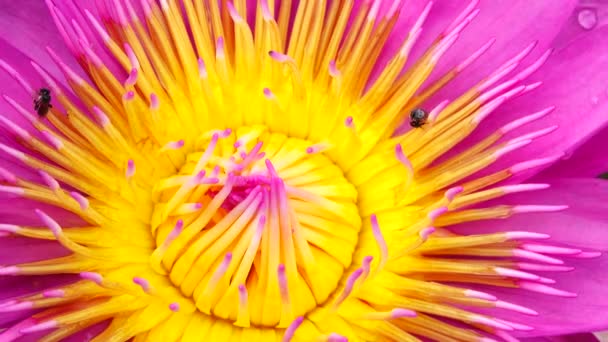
577 8 598 30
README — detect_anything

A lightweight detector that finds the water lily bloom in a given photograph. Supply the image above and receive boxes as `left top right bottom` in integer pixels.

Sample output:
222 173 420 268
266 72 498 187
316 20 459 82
0 0 608 341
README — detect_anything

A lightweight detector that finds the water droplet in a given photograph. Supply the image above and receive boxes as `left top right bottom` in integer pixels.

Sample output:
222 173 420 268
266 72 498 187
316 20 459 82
591 96 599 105
578 9 598 30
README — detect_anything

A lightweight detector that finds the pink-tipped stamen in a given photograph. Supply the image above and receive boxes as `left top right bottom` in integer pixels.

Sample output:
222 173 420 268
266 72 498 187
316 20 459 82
0 185 25 196
163 140 185 150
0 266 19 275
92 106 110 127
305 142 332 154
520 244 581 255
514 49 552 82
513 249 564 265
344 116 354 129
150 93 160 110
0 224 19 233
216 37 225 58
419 227 435 241
538 276 556 284
327 333 348 342
517 281 577 297
505 231 550 240
493 267 540 281
411 1 433 34
126 159 136 179
471 315 513 331
500 107 555 134
329 60 341 78
464 289 497 301
478 79 518 103
395 144 413 173
0 143 27 162
495 300 538 316
391 308 417 318
456 38 495 73
260 0 273 20
123 90 135 101
0 302 33 313
124 43 139 69
269 50 292 63
494 318 534 331
0 167 17 184
0 116 31 140
400 28 422 58
226 1 243 23
360 255 373 280
508 125 558 145
133 277 151 293
511 205 568 214
516 263 573 272
20 320 58 334
41 131 64 150
370 214 388 269
277 264 290 305
494 330 519 342
571 251 602 258
38 171 60 191
510 153 565 175
35 209 63 239
42 289 65 298
427 100 449 123
263 87 275 100
80 40 103 67
493 139 532 159
0 59 34 94
46 46 84 84
124 68 138 87
333 268 364 308
282 316 304 342
431 33 459 63
168 302 180 312
445 186 464 202
428 207 448 221
80 272 103 285
198 58 208 78
70 192 89 210
500 184 550 194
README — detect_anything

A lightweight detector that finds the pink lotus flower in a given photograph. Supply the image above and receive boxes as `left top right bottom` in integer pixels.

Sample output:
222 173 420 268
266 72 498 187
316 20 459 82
0 0 606 341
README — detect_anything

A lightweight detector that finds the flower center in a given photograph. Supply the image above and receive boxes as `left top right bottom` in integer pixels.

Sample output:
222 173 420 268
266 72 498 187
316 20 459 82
150 126 361 327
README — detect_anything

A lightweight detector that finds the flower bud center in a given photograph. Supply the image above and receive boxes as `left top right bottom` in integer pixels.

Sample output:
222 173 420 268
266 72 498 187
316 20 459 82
150 127 362 327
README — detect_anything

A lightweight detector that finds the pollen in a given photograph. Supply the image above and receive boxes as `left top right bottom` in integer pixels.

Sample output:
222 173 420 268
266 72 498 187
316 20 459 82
0 0 593 341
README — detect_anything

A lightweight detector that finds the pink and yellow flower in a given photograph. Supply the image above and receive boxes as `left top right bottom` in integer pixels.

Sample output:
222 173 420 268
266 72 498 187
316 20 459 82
0 0 607 341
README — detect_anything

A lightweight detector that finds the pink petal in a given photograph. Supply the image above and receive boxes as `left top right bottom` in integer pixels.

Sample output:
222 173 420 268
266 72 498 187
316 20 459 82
451 178 608 251
0 39 85 182
0 0 80 85
0 237 68 265
456 26 608 183
552 2 608 50
537 126 608 179
522 333 599 342
373 0 575 88
61 320 110 342
0 274 77 329
0 198 85 227
471 255 608 337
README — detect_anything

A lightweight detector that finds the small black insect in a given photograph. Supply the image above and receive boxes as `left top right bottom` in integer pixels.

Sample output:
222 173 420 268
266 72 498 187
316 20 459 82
34 88 52 117
409 108 428 128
